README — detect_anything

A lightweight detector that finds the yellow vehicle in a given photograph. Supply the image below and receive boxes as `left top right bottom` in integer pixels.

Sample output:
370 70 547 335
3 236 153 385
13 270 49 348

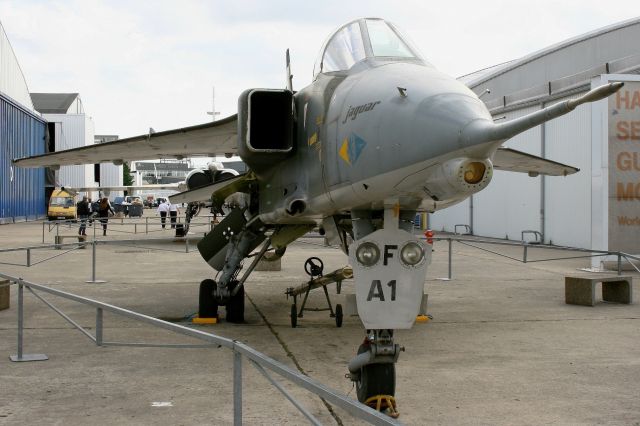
47 187 77 220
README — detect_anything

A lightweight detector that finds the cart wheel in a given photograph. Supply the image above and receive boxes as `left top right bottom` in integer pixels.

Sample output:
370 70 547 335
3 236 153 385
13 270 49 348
290 304 298 328
335 304 343 328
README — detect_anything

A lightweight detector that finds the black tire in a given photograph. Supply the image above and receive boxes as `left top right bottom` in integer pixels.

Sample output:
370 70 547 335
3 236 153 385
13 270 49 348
290 304 297 328
198 279 218 318
335 304 343 328
225 282 245 323
355 344 396 403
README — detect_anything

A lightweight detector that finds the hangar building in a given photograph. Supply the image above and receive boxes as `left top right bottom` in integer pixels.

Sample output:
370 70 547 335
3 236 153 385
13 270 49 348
0 21 46 224
31 93 123 200
430 17 640 265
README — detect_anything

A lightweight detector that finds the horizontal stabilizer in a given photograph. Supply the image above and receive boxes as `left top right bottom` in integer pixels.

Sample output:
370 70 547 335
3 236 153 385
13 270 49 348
73 184 181 193
492 147 579 177
169 174 247 204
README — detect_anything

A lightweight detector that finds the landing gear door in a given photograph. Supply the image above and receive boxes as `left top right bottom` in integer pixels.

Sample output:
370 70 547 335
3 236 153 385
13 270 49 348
349 229 430 329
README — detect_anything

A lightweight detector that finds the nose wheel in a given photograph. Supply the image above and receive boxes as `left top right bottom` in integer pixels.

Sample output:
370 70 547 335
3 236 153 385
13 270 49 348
354 344 396 403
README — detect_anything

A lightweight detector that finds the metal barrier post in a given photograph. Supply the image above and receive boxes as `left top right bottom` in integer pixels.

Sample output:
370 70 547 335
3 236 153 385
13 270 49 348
185 238 190 253
146 217 148 234
617 253 622 276
96 308 103 346
448 238 453 280
135 223 137 234
27 249 31 267
523 245 528 263
42 222 45 244
16 282 23 359
10 281 48 362
234 350 242 426
86 241 106 284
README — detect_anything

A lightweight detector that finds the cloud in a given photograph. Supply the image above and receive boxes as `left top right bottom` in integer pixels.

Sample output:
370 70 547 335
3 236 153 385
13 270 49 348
0 0 637 138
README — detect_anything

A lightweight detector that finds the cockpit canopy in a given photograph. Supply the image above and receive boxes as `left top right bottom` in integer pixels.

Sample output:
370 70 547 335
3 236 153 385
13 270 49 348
313 18 424 78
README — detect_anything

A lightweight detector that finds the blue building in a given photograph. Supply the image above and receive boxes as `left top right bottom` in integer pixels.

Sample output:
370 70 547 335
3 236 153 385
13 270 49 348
0 21 47 224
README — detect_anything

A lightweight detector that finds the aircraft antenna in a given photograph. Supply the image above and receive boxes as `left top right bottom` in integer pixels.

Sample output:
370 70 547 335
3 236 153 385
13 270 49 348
286 49 297 121
286 49 294 92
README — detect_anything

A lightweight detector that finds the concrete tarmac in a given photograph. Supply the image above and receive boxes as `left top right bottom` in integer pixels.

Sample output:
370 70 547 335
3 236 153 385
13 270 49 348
1 216 639 425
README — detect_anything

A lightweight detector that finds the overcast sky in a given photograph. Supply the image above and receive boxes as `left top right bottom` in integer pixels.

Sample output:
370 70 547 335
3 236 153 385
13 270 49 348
1 1 638 139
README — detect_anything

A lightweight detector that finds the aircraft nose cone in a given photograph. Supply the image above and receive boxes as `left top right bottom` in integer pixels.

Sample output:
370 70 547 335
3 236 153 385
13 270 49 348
416 92 493 151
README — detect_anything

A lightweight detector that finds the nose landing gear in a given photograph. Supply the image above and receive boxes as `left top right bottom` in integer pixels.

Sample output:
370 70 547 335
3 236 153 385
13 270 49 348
348 330 402 417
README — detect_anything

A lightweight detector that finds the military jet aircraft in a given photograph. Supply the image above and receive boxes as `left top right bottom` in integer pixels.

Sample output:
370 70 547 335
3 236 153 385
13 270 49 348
14 17 622 413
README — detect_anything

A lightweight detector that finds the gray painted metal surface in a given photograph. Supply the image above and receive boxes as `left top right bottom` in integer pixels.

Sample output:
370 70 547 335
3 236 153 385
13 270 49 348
0 93 46 223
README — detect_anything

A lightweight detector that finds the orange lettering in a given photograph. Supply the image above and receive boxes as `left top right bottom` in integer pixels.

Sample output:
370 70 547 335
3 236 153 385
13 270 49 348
615 121 640 140
616 90 640 109
633 121 640 140
616 182 640 201
617 152 631 170
617 121 629 140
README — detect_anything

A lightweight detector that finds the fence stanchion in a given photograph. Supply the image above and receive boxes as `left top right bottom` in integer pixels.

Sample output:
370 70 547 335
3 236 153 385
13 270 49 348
233 350 242 426
10 281 48 362
86 241 106 284
617 253 622 275
448 238 453 280
96 308 103 346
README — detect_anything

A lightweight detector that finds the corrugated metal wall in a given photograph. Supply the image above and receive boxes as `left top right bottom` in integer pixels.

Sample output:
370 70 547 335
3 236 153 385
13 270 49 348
473 105 543 240
544 92 592 248
45 113 91 188
0 21 34 110
0 93 46 223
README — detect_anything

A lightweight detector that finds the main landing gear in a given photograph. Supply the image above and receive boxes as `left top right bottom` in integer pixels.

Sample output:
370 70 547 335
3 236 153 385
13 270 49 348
198 279 246 323
198 215 271 323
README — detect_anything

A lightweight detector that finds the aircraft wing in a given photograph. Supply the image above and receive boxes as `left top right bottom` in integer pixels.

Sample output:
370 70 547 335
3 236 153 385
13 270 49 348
492 147 579 177
13 115 238 168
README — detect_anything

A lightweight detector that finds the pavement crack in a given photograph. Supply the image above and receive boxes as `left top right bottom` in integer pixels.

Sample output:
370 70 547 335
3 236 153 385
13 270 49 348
246 292 344 426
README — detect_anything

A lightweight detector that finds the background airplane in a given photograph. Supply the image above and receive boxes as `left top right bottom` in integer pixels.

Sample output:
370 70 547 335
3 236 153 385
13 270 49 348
14 17 622 415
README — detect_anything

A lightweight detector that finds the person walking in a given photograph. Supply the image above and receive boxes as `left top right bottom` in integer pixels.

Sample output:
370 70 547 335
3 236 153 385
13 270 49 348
76 196 90 236
157 199 170 229
169 201 179 229
98 197 115 236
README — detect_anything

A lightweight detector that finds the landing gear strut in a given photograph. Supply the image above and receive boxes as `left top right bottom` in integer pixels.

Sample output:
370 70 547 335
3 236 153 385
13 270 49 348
198 213 271 323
